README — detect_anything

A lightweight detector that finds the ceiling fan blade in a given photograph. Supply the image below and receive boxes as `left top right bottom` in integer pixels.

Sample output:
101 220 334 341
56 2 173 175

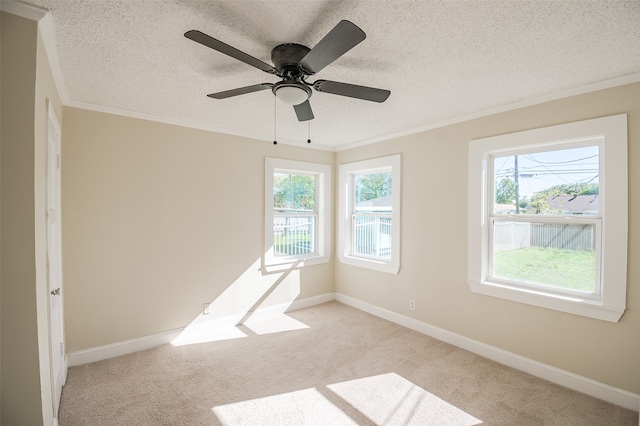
207 83 273 99
313 80 390 103
299 20 366 74
185 30 276 74
293 100 314 121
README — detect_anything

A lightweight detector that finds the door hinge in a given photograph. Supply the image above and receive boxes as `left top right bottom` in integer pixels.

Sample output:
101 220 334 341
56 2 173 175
60 342 64 357
57 154 61 169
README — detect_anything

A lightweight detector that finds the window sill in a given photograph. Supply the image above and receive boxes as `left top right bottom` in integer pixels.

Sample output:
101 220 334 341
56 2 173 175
339 255 399 275
468 280 624 322
262 256 330 274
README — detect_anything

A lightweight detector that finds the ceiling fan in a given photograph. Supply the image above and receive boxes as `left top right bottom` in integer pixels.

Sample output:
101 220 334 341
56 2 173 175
185 20 390 122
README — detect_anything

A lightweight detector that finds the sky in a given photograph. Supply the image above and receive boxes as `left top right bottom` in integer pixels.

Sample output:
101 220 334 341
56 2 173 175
493 145 599 199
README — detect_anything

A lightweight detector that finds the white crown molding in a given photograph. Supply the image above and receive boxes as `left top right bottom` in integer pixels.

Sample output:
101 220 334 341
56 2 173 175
65 72 640 153
65 99 335 151
334 292 640 412
38 12 70 104
0 0 47 21
337 72 640 152
0 1 71 104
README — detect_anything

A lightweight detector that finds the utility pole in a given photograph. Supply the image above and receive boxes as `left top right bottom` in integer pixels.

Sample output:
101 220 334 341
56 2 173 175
514 155 520 214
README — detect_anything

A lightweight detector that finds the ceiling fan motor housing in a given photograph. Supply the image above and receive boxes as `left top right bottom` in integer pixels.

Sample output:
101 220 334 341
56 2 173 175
271 43 311 76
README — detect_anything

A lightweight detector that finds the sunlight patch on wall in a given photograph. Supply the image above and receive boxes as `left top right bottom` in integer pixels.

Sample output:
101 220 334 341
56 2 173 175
171 259 306 346
327 373 482 425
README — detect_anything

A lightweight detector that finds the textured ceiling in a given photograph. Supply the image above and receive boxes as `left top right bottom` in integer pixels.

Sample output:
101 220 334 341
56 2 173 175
27 0 640 150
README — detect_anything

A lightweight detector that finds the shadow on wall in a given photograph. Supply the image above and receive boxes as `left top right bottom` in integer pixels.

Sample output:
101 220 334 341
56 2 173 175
171 258 309 346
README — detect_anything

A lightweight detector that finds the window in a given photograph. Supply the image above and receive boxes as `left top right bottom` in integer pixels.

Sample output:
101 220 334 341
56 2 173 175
264 158 330 271
468 114 627 322
339 155 401 274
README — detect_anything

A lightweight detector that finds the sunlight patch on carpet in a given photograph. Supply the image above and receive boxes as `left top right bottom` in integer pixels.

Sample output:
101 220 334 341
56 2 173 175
212 372 482 425
242 314 310 335
171 324 247 346
212 388 357 425
327 373 482 425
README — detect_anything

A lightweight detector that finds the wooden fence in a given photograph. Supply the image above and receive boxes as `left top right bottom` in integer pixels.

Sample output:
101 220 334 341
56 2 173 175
494 222 595 252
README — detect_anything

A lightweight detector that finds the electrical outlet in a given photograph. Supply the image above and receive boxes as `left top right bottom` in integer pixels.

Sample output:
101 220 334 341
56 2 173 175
409 299 416 311
203 303 211 315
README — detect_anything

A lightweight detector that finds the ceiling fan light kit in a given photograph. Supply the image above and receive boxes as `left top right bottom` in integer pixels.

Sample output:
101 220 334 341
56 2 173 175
272 81 311 105
185 20 390 127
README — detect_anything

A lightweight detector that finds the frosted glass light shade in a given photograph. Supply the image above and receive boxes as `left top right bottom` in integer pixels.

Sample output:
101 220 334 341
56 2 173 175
275 86 309 105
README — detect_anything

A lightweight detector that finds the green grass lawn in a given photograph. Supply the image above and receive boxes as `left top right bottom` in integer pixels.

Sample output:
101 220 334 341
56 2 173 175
493 247 596 293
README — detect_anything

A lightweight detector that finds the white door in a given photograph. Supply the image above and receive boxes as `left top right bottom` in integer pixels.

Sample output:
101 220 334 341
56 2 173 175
46 102 66 417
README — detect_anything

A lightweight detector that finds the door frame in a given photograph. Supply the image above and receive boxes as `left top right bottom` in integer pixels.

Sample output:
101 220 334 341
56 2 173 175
46 99 67 419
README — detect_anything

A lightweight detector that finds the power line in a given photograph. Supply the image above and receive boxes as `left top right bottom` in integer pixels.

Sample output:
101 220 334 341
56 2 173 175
522 154 598 165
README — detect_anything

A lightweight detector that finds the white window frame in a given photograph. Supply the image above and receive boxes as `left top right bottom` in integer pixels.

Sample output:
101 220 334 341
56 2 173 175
468 114 628 322
339 154 401 274
264 158 331 272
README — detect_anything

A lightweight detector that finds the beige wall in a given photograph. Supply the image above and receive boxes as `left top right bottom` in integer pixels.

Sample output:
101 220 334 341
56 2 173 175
61 108 335 351
336 83 640 394
1 12 42 425
1 11 62 425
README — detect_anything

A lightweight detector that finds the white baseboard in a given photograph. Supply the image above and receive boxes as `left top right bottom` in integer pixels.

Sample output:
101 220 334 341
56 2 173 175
286 292 335 312
67 291 638 412
67 328 184 367
67 292 335 367
334 292 640 412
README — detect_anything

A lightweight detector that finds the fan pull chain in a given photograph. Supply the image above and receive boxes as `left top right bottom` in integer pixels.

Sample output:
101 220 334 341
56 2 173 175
273 96 278 145
307 120 311 144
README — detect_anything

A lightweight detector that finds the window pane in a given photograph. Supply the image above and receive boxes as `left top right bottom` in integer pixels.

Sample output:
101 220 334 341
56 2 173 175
493 145 599 215
354 172 392 213
274 173 316 212
352 216 392 259
273 216 316 256
492 221 596 293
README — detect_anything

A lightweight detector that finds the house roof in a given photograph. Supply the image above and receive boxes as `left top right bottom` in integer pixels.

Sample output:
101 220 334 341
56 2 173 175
547 195 598 214
356 193 392 211
19 0 640 150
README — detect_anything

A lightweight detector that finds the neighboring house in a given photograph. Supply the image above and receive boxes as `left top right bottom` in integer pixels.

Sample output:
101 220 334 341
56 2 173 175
356 193 392 212
546 195 598 215
494 203 518 214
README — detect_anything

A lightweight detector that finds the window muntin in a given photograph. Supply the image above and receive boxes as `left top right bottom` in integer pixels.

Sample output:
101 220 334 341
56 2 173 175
264 158 331 270
467 114 627 322
338 155 400 274
488 143 601 297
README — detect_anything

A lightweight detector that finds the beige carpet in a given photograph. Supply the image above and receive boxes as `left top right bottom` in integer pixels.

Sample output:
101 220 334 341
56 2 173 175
59 302 638 425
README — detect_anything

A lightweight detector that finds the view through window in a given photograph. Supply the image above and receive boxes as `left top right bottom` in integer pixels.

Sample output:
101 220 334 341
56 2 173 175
273 172 317 257
352 171 393 259
490 144 600 295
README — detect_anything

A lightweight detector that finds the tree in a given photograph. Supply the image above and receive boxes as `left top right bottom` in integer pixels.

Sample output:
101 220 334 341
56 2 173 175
528 181 599 214
495 178 516 204
273 174 315 210
355 172 392 201
529 192 549 214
